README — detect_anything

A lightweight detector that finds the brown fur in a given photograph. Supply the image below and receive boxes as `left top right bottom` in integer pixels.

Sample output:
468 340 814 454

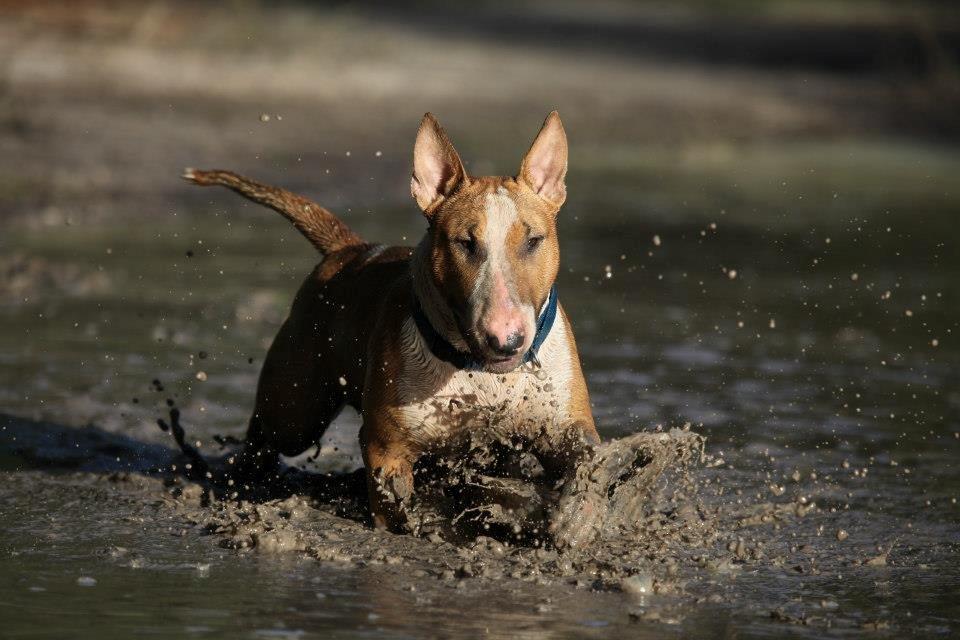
183 168 361 254
183 113 598 533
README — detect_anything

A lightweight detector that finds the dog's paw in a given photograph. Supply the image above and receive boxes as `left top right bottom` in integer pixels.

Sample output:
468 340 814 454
370 468 419 534
547 446 605 551
549 483 604 551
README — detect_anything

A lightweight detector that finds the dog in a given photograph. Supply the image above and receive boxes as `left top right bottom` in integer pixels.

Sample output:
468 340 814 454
183 112 600 542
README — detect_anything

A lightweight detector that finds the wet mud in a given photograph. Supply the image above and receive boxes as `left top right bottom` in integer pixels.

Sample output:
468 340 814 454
3 408 892 633
157 405 711 578
4 382 956 637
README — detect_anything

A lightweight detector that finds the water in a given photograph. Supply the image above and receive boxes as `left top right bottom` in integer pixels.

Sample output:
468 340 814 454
2 155 958 636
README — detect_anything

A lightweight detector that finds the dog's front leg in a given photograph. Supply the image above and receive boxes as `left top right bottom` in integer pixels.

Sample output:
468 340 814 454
537 421 603 550
361 424 416 532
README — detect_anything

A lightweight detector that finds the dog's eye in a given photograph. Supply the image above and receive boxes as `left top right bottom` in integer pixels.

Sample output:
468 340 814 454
456 237 476 254
526 235 544 252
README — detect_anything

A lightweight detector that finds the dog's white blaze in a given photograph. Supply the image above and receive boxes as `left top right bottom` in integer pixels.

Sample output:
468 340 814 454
481 188 517 280
469 188 536 334
395 311 575 448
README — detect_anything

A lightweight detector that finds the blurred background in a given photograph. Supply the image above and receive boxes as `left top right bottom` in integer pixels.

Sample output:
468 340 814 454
1 1 959 636
2 0 957 430
3 0 959 226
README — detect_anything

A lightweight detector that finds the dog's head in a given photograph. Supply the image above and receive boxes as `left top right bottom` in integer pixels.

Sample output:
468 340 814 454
411 112 567 373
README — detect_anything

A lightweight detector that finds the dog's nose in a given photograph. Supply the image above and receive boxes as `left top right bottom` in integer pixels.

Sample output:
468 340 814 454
486 331 524 356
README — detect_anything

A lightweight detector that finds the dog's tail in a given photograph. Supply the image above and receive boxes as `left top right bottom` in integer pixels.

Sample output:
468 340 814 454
182 168 363 255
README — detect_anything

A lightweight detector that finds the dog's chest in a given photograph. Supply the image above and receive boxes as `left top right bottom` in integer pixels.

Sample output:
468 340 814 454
395 314 575 449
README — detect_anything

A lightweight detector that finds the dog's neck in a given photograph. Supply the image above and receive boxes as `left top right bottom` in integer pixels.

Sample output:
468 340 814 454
410 237 471 353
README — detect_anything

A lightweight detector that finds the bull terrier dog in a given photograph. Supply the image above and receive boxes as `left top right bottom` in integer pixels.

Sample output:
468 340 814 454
183 112 600 541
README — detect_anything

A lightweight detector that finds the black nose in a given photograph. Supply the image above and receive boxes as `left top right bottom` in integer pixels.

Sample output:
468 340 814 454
486 332 524 356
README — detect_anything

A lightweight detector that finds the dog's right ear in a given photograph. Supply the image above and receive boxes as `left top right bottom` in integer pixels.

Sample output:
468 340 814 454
411 113 467 216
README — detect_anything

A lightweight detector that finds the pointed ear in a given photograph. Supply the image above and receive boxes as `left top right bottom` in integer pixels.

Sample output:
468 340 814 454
519 111 568 207
411 113 467 215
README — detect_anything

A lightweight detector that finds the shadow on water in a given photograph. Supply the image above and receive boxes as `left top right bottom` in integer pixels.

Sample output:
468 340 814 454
1 413 175 475
0 411 369 517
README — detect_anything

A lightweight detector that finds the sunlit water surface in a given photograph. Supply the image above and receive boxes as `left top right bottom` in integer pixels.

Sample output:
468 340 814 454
2 173 958 638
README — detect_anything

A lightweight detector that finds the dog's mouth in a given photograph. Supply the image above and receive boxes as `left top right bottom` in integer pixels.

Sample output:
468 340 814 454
460 331 524 372
487 353 523 367
483 353 523 372
474 339 531 372
455 314 530 373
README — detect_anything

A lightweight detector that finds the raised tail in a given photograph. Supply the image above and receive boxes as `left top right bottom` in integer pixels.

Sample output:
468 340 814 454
183 168 363 255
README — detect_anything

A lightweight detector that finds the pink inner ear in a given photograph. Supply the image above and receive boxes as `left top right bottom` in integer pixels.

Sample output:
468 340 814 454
521 115 567 204
529 153 559 193
412 119 464 211
413 151 458 209
426 156 456 193
526 142 566 202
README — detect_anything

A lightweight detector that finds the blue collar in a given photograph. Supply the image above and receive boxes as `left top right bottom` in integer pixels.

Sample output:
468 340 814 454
412 285 559 371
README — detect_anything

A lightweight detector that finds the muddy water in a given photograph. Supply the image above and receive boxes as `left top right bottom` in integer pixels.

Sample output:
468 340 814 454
2 169 959 638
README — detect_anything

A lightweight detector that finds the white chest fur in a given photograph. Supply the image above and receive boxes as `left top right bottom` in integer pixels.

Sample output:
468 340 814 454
394 312 575 450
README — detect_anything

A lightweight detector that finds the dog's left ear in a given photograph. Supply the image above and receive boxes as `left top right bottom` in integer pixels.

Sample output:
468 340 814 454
519 111 568 208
